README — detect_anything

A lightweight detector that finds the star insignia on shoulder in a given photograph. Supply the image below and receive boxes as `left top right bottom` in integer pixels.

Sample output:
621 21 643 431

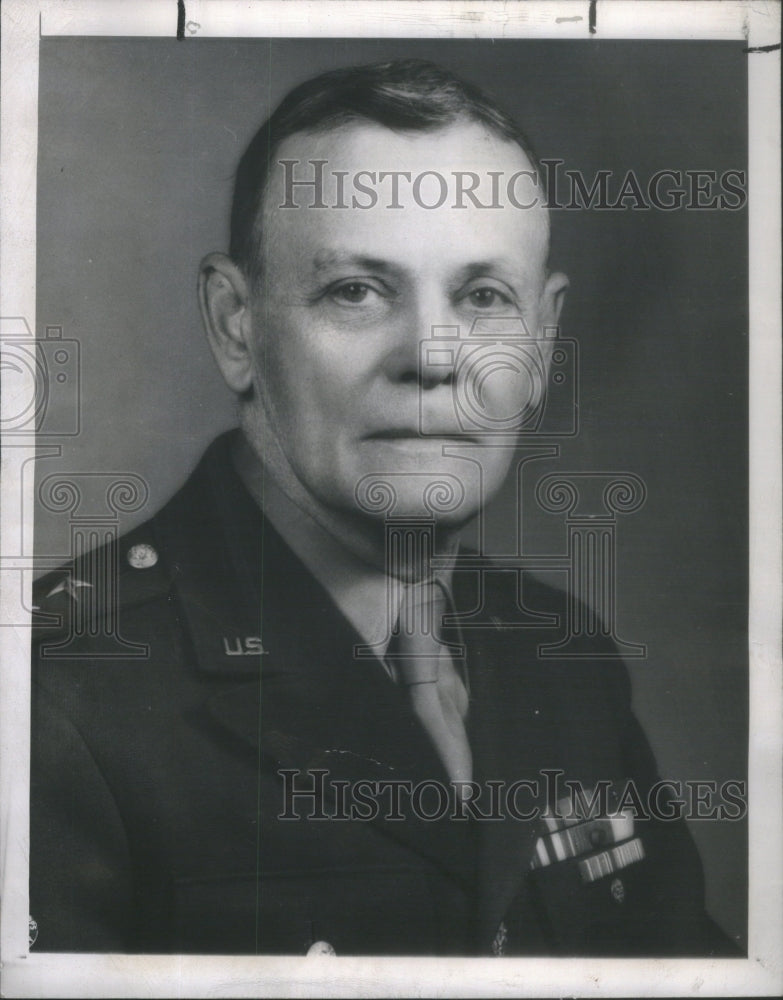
46 577 94 602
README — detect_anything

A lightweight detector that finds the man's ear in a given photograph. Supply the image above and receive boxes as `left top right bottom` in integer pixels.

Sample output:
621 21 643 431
198 252 256 394
540 270 569 330
535 271 569 378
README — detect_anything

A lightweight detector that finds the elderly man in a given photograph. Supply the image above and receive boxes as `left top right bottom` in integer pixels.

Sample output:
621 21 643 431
30 59 733 956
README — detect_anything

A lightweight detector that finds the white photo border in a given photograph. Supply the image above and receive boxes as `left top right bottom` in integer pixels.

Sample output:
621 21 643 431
1 1 780 996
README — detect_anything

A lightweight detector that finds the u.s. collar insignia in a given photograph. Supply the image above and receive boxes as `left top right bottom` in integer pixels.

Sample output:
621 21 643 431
222 636 267 656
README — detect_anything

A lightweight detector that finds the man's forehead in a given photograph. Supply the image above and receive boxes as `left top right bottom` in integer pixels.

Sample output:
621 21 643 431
263 122 546 218
271 118 536 172
259 119 550 266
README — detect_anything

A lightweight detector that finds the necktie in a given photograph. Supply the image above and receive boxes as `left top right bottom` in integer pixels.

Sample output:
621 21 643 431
394 579 472 787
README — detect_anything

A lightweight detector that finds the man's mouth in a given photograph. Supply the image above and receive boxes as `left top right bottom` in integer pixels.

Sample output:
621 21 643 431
367 429 478 443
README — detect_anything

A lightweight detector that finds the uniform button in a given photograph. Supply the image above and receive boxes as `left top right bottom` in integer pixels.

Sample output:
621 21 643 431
307 940 336 956
127 543 158 569
610 877 625 903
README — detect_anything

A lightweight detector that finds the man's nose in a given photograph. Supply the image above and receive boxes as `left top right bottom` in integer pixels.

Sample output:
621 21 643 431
382 304 457 389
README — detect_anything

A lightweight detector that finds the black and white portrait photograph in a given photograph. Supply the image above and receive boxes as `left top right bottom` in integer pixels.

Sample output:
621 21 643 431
0 2 780 997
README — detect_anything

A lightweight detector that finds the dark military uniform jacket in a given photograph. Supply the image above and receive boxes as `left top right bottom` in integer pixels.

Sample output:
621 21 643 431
30 433 734 956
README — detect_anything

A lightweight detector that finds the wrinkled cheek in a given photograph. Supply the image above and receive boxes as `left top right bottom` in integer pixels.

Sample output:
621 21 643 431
272 377 351 466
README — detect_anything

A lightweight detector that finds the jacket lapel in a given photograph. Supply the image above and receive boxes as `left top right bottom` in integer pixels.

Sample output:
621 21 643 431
205 537 477 888
454 569 555 948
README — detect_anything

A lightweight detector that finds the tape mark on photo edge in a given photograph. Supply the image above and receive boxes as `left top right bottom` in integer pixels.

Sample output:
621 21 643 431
177 0 186 41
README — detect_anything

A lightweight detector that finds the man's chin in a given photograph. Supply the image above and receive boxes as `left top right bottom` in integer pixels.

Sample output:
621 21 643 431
348 459 483 524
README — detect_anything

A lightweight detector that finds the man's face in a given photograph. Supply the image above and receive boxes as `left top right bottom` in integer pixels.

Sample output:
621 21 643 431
244 120 564 526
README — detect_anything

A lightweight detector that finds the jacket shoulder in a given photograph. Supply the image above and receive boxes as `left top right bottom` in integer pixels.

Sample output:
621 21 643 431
460 559 632 699
32 517 173 643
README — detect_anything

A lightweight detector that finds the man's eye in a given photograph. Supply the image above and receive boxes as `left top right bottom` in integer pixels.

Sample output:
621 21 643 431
467 287 512 309
330 282 375 305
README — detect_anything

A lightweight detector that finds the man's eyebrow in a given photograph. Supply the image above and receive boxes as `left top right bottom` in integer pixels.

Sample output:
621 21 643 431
311 249 403 275
454 259 520 282
309 253 524 284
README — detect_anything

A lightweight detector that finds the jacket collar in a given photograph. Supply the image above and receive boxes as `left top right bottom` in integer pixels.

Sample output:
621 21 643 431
150 432 277 678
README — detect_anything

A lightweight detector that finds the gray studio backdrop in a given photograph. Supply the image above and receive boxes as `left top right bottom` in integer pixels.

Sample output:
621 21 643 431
34 37 748 948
